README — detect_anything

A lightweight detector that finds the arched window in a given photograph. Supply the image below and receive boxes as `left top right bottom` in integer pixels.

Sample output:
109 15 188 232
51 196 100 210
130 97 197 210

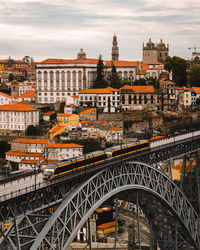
38 71 42 80
124 71 128 79
44 71 47 81
61 71 65 88
50 71 54 81
72 71 76 89
56 71 60 81
67 71 71 90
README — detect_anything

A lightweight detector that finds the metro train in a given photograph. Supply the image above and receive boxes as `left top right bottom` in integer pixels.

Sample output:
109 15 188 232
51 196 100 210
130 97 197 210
43 130 200 181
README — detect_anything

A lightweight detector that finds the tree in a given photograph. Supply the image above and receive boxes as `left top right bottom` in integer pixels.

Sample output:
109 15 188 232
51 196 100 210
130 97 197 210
109 62 121 89
93 55 108 88
196 98 200 107
26 125 40 136
146 77 159 89
164 56 187 86
189 65 200 86
0 140 11 158
8 73 15 82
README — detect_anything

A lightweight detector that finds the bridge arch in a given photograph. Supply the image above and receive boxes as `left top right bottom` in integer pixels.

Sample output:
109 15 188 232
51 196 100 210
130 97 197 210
31 161 200 250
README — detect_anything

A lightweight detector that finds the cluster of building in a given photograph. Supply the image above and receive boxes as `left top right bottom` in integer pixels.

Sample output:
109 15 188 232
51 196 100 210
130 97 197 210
0 35 200 171
6 138 83 170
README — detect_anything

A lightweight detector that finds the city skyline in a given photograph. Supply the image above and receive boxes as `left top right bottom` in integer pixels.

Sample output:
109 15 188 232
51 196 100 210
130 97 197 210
0 0 200 61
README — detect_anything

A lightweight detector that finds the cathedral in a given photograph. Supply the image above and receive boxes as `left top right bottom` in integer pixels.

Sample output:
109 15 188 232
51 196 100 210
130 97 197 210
142 39 169 64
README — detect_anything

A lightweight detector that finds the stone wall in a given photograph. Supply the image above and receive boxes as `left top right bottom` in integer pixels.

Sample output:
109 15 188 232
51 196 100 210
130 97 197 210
98 113 123 129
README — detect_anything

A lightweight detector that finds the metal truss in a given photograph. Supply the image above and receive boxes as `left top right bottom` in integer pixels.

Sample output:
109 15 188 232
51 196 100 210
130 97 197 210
26 161 200 250
0 136 200 249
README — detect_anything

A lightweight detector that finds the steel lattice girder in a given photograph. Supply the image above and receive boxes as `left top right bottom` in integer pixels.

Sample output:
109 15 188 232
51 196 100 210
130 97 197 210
28 161 200 250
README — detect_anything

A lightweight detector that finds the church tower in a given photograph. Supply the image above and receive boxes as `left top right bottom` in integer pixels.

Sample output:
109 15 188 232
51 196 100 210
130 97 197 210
112 34 119 61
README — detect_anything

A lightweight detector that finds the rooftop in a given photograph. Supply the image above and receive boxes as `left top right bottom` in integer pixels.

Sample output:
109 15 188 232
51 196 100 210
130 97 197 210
80 87 119 94
46 143 83 148
0 102 39 111
12 138 48 144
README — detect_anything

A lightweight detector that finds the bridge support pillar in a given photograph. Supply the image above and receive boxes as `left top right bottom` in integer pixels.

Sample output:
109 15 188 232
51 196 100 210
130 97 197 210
196 152 200 214
114 195 118 250
136 191 141 250
180 155 187 191
87 218 92 250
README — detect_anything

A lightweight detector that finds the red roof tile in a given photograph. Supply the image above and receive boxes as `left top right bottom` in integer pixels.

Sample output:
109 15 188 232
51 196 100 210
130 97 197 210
46 143 83 148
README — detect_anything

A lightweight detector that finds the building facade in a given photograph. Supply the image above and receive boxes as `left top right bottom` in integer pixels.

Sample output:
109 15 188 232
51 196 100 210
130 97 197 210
120 85 156 110
45 143 83 161
0 103 40 132
143 39 169 64
79 87 120 113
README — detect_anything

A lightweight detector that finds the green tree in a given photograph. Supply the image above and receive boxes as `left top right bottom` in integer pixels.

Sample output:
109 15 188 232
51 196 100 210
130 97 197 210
146 77 159 89
8 73 15 82
0 140 11 158
109 62 121 89
26 125 40 136
93 55 108 88
196 97 200 107
164 56 187 86
189 65 200 86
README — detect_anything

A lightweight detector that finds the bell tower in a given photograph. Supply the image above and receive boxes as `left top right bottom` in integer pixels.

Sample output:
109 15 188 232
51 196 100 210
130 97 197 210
111 34 119 61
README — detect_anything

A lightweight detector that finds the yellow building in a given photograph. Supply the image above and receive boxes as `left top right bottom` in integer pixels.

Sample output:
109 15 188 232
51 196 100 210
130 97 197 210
96 221 119 237
49 113 79 140
57 113 79 127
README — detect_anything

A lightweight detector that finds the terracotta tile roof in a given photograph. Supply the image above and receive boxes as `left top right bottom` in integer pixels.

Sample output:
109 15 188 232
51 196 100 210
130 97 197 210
19 84 35 88
57 113 73 117
80 120 89 123
148 66 164 70
96 207 111 213
0 92 13 99
80 108 96 114
193 87 200 94
49 125 65 133
65 104 76 107
88 125 95 128
101 123 109 125
43 112 56 116
121 85 155 93
137 70 146 75
12 138 48 144
97 221 117 229
6 151 43 157
80 87 119 94
40 160 58 165
16 90 35 99
38 58 99 65
46 143 83 148
107 127 122 131
0 103 39 111
106 61 138 67
20 160 38 164
141 64 149 70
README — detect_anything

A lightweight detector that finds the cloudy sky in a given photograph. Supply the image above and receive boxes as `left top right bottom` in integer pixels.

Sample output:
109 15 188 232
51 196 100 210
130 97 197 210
0 0 200 61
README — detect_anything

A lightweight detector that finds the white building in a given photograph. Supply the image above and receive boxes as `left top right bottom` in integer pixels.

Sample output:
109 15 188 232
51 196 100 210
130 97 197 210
35 50 139 104
0 92 14 105
15 90 35 102
45 143 83 161
79 87 120 112
11 138 48 153
0 103 40 132
19 83 35 96
106 127 123 142
6 151 43 163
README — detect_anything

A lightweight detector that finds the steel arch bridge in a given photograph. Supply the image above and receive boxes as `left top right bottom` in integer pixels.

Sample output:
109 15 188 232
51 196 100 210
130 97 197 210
27 161 200 250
